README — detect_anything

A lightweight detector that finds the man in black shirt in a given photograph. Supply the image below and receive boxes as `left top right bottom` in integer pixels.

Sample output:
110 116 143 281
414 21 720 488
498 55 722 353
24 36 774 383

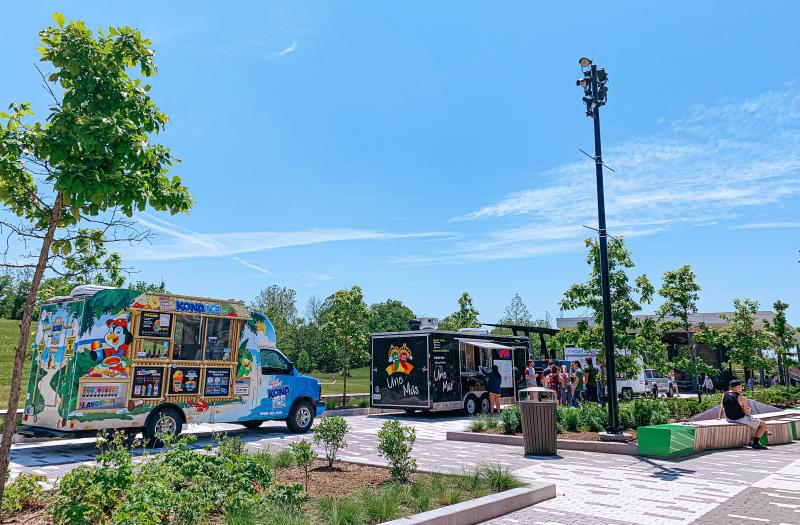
719 379 769 450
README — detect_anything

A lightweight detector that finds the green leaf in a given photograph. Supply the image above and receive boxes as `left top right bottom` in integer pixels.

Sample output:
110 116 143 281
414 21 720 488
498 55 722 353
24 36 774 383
53 12 65 28
48 73 58 82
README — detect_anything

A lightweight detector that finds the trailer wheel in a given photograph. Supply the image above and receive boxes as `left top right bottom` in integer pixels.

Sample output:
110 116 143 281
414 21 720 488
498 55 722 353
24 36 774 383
480 395 491 414
241 420 263 429
464 395 479 416
621 388 634 401
404 409 418 414
287 400 314 433
143 408 183 447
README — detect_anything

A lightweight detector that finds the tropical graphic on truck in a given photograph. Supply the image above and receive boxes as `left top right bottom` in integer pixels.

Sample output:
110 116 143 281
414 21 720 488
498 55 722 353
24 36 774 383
20 286 323 442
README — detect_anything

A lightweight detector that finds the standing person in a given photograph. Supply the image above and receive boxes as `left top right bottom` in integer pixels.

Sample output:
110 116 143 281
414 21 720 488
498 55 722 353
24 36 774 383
585 357 598 403
548 364 560 402
668 370 679 397
571 361 585 406
524 359 537 389
559 364 572 406
703 374 715 394
596 363 607 405
719 379 770 449
541 363 552 389
487 364 502 415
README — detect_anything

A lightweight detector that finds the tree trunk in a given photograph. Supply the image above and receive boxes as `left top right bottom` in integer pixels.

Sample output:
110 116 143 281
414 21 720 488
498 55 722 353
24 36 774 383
689 331 701 402
0 194 62 514
341 361 348 409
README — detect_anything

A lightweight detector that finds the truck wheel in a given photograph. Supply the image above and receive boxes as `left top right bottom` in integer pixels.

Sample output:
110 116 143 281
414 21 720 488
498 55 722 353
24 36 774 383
143 408 183 447
464 395 479 416
287 401 314 433
404 408 418 414
480 395 491 414
621 388 634 401
241 420 263 429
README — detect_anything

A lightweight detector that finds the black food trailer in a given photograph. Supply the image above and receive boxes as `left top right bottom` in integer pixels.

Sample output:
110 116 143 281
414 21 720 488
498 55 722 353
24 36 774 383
371 329 529 415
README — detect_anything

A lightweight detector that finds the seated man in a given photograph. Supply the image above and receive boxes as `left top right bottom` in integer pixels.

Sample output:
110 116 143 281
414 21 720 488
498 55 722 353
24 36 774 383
718 379 770 450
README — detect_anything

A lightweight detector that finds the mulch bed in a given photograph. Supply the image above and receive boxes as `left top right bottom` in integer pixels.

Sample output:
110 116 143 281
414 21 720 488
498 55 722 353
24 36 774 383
276 459 404 497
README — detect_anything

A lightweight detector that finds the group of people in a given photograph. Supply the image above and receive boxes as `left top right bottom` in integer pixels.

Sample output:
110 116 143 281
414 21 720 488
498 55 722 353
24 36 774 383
523 357 604 406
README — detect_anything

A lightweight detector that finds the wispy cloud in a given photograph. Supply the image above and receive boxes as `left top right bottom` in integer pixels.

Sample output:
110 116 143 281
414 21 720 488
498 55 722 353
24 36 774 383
278 40 298 57
422 88 800 264
129 214 446 261
735 221 800 230
232 257 274 276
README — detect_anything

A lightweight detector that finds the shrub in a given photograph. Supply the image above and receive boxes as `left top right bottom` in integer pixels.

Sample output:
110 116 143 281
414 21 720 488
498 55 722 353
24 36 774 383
481 413 500 431
632 399 654 428
316 496 363 525
618 404 636 430
313 416 349 469
650 402 670 425
289 440 316 493
377 420 417 483
325 398 337 411
579 402 607 432
2 472 47 514
562 406 581 432
467 417 486 433
500 405 522 434
273 447 296 469
360 487 399 522
268 482 306 514
357 397 370 408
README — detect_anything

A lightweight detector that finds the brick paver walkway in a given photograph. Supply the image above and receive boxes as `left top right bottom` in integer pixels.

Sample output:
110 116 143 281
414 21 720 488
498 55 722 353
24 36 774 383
9 414 800 524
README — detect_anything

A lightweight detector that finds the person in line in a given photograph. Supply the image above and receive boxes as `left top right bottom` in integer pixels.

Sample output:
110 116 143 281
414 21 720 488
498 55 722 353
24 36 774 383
718 379 770 450
559 364 572 406
585 357 598 403
487 364 503 415
703 374 715 394
524 359 537 389
571 360 585 406
548 363 561 403
540 362 552 388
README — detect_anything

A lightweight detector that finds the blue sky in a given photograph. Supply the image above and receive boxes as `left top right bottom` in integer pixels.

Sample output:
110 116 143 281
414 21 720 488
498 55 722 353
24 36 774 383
2 2 799 325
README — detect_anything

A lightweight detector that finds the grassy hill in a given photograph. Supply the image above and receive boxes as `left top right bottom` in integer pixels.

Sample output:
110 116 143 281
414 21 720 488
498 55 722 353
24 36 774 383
310 366 370 396
0 319 35 408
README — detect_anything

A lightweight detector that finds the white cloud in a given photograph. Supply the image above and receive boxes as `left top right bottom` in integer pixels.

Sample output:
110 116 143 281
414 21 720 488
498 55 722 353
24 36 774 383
128 214 446 261
426 88 800 265
232 257 274 276
735 221 800 230
278 40 298 57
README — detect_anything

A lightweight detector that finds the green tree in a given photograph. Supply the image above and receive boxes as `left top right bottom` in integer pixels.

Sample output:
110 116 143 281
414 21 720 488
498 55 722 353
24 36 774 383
367 299 414 333
321 285 369 406
438 292 481 331
556 237 665 379
762 300 796 385
718 299 772 380
127 279 168 293
250 285 299 357
0 13 192 510
0 271 31 320
656 265 713 399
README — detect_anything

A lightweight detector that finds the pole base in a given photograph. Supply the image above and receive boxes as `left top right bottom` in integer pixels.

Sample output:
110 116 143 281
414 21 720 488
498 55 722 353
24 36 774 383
598 431 635 443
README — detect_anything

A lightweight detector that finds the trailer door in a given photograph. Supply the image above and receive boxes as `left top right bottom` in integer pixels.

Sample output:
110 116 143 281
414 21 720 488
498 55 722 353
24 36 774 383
372 334 429 408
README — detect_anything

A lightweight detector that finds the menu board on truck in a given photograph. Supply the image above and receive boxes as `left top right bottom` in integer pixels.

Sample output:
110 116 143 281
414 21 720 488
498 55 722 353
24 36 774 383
78 382 128 410
138 311 172 338
168 366 201 395
131 366 165 399
203 367 232 397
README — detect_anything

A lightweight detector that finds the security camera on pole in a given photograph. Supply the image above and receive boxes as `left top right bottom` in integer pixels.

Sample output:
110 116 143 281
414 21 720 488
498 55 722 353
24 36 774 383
575 57 622 435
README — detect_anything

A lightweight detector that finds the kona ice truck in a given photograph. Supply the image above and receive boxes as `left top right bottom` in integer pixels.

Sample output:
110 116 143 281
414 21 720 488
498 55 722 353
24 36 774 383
19 286 323 443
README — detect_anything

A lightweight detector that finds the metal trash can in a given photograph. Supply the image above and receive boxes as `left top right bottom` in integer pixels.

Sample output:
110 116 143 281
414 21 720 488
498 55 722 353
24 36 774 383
519 387 557 455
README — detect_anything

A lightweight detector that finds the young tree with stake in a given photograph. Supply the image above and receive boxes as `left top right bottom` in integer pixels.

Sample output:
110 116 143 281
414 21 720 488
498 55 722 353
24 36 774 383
0 13 192 511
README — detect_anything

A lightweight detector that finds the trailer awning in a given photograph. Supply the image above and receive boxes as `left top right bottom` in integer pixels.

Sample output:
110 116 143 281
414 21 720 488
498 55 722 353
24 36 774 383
457 340 514 350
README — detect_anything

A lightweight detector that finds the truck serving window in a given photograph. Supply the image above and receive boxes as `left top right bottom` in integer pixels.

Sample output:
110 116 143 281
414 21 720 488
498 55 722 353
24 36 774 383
203 317 232 361
173 316 202 361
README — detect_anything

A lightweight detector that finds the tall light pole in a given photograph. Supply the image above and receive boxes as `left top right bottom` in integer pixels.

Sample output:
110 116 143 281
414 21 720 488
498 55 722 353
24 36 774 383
576 57 621 433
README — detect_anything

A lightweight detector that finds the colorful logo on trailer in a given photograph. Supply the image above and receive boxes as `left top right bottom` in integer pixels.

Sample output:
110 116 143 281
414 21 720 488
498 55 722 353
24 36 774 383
386 343 414 376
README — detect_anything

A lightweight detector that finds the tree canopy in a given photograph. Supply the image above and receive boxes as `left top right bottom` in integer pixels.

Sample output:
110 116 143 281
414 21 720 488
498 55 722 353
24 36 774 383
439 292 481 331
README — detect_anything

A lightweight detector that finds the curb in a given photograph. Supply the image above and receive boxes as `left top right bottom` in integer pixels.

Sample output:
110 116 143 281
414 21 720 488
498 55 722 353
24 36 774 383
446 431 639 456
322 407 399 417
381 484 555 525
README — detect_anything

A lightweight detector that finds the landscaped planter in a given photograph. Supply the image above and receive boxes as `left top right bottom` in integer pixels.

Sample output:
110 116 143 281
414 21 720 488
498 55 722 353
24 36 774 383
446 431 639 456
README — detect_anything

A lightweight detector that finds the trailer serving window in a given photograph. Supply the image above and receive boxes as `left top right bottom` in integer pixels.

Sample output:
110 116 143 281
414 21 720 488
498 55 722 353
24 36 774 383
460 342 491 372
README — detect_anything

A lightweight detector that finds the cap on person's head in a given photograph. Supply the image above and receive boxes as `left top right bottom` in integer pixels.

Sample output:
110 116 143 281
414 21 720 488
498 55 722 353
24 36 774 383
729 379 741 389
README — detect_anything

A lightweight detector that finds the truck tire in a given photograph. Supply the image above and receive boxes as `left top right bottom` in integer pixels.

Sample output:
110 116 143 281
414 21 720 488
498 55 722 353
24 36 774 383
464 395 479 416
287 400 314 433
480 395 491 414
143 407 183 447
621 388 634 401
241 420 263 429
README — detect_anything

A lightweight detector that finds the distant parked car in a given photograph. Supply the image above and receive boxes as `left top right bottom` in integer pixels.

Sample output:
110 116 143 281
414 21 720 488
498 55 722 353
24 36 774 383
644 369 671 398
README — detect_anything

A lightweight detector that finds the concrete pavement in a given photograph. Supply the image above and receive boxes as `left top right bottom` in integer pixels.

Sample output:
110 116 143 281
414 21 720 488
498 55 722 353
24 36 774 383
8 413 800 524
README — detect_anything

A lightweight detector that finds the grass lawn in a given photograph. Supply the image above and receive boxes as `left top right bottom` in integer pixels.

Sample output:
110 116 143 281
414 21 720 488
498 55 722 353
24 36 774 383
309 366 370 396
0 318 36 408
